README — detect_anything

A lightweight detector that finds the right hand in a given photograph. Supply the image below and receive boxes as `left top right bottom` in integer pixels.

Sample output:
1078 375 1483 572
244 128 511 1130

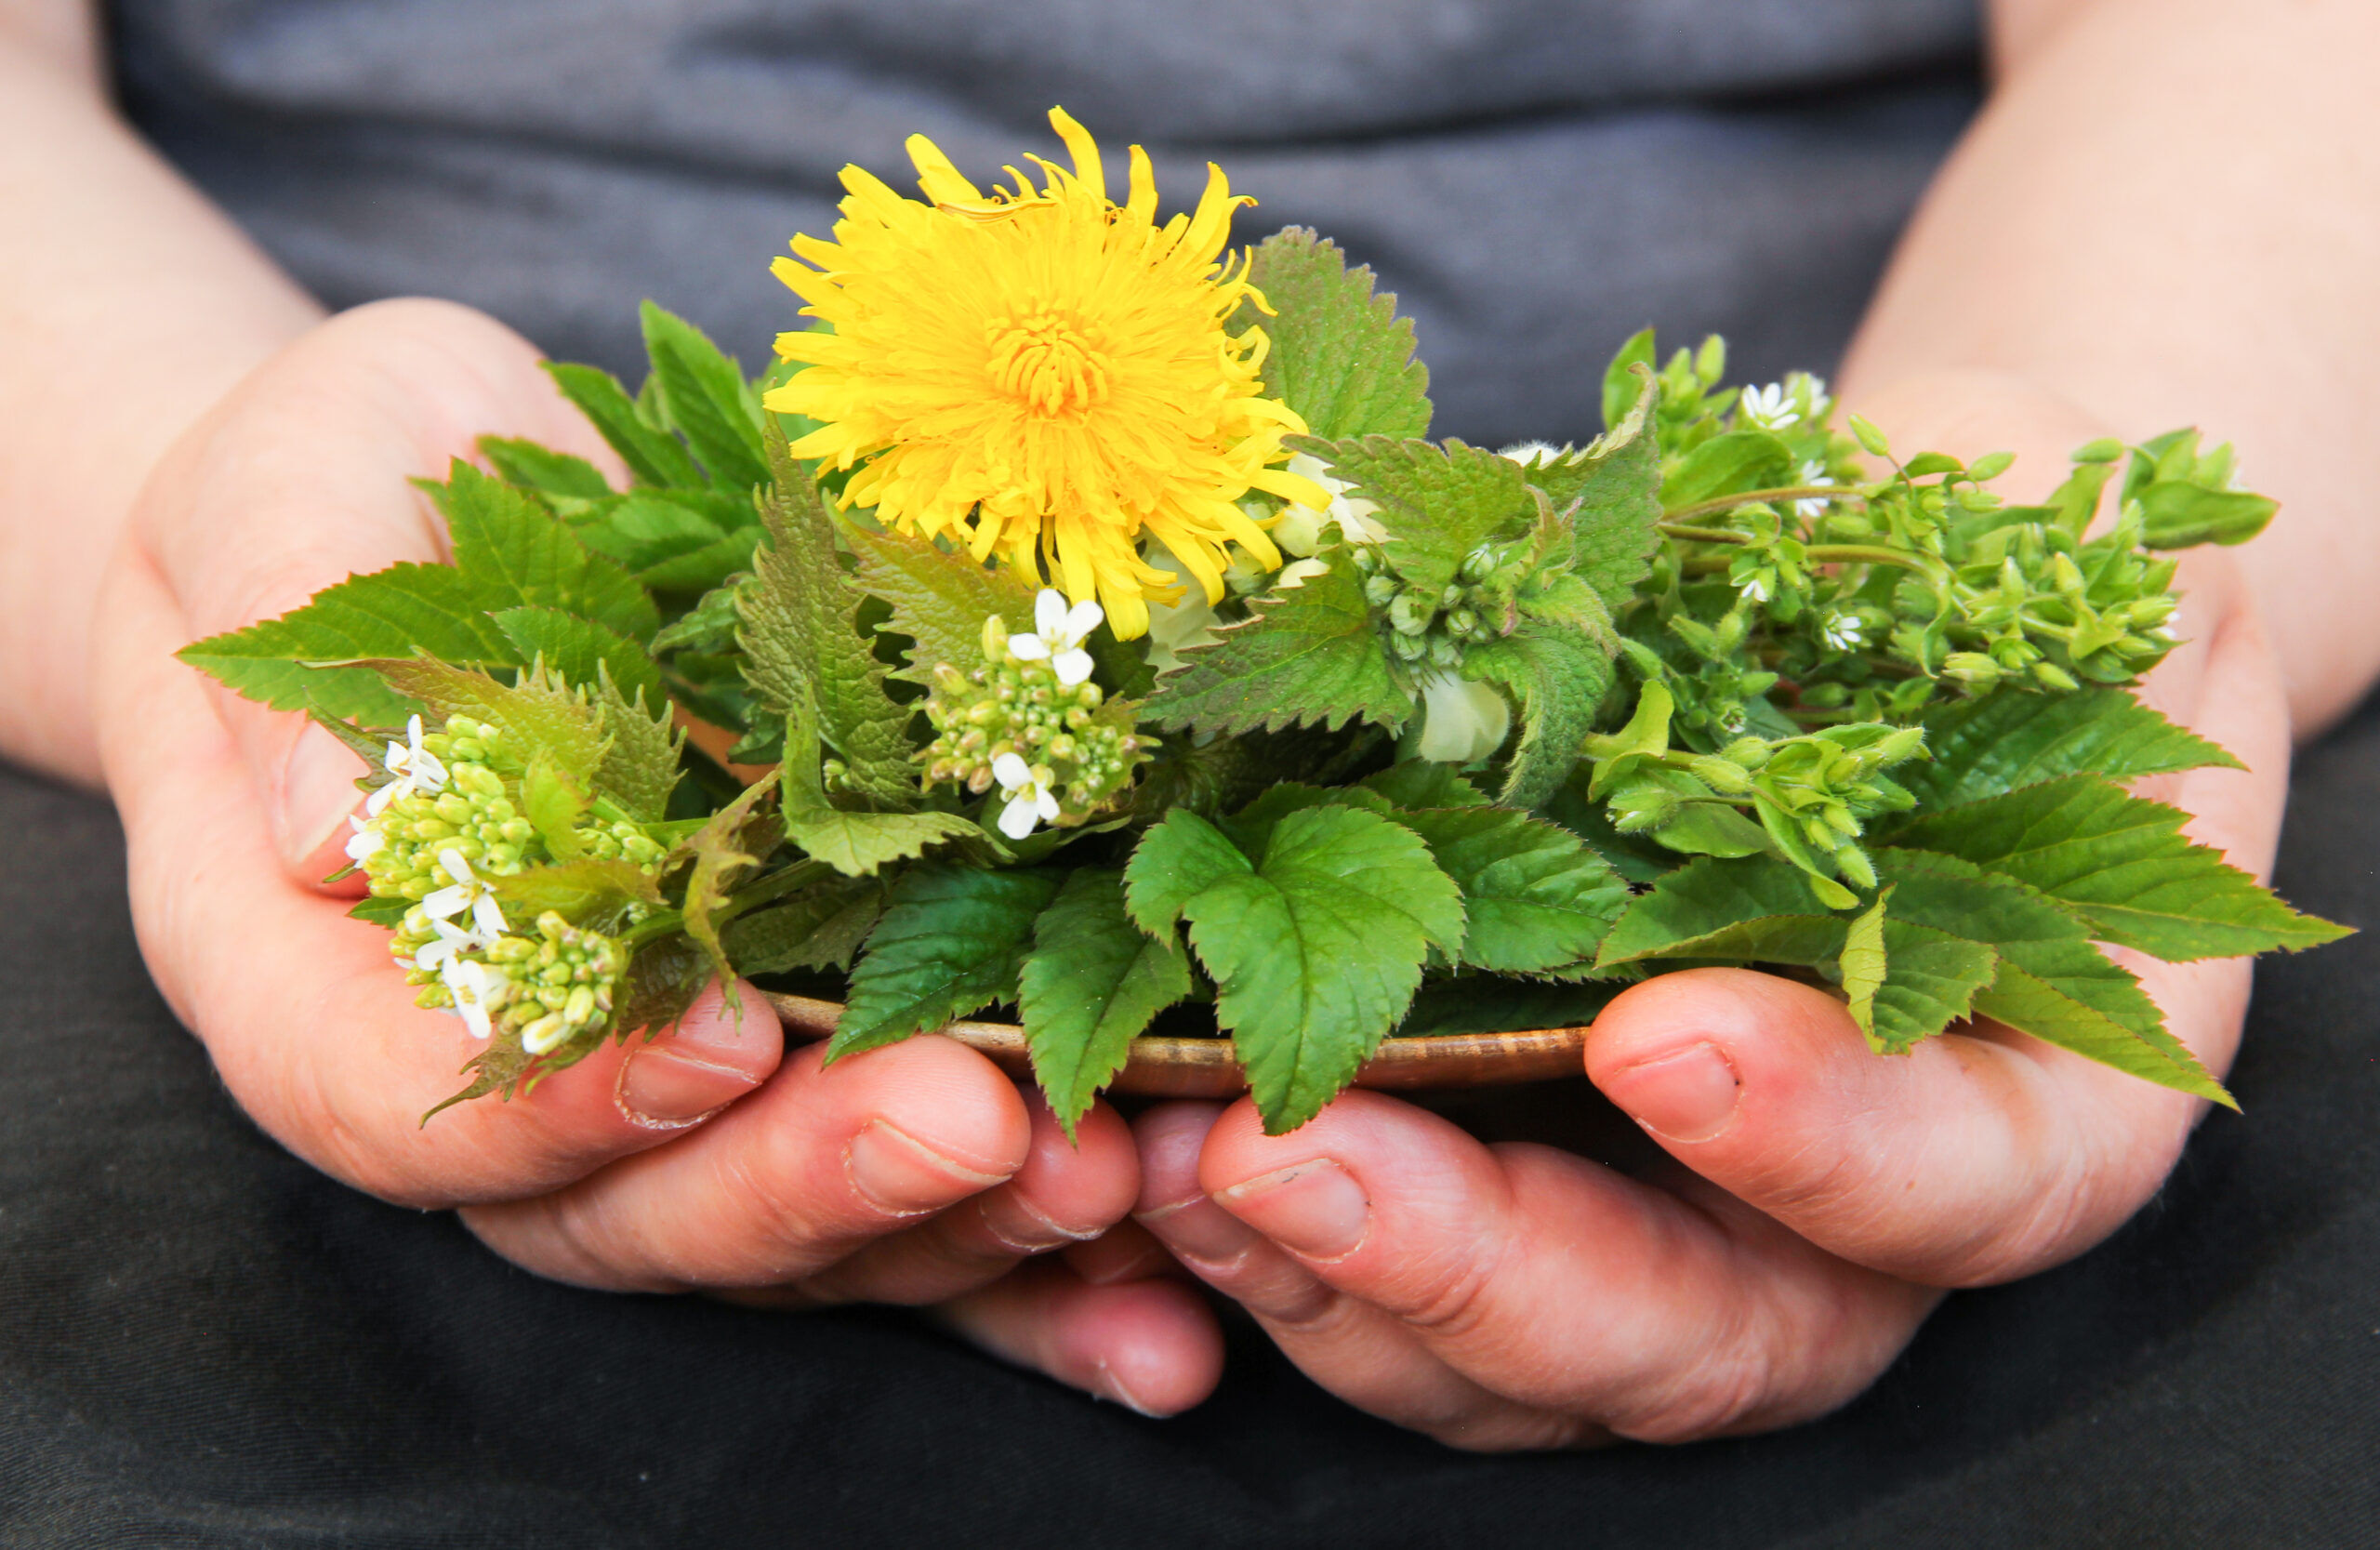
87 298 1222 1416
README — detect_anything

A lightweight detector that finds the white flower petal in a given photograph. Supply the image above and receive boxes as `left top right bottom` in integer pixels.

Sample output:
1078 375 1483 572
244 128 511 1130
1006 632 1051 661
992 751 1033 789
437 848 474 886
344 828 386 864
998 794 1042 840
1035 788 1060 821
421 884 471 921
1052 648 1095 687
1035 589 1070 639
1415 675 1512 764
1062 600 1104 644
472 893 509 938
415 939 456 971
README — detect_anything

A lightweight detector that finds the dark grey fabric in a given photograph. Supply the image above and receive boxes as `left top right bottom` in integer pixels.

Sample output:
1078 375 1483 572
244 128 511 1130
4 709 2377 1546
106 0 1977 445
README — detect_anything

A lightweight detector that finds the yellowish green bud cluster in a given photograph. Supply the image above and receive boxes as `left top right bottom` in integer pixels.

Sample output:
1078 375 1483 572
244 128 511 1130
403 909 625 1054
918 617 1151 828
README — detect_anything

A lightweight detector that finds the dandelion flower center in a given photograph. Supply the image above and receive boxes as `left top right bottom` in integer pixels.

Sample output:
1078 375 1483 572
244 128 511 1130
763 107 1329 639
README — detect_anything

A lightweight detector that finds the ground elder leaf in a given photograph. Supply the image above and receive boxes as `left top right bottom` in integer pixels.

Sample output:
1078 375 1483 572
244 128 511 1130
831 867 1065 1058
1391 805 1629 974
1868 920 1998 1054
639 301 769 493
430 461 658 643
1019 869 1195 1137
1597 854 1845 969
544 360 703 488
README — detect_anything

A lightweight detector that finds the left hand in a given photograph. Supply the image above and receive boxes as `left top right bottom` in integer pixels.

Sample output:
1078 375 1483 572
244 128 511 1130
1130 536 2291 1450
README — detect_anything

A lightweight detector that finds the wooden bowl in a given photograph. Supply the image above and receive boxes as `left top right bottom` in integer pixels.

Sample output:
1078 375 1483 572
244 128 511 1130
761 993 1592 1098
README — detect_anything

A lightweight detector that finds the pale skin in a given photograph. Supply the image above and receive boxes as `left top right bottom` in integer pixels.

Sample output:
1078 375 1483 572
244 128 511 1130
4 0 2376 1443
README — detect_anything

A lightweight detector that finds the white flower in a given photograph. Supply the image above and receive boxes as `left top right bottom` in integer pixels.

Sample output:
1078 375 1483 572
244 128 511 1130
1005 589 1103 688
1498 441 1567 466
1282 452 1387 552
1738 382 1796 431
991 752 1060 841
438 957 510 1041
1415 675 1512 764
1792 457 1835 519
343 819 387 866
1820 612 1866 652
365 714 448 817
1739 573 1772 605
1143 540 1221 673
412 915 497 974
420 848 509 940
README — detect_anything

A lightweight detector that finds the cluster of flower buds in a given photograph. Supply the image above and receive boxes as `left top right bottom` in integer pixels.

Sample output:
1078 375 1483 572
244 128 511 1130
400 908 624 1054
919 590 1153 840
1356 539 1543 672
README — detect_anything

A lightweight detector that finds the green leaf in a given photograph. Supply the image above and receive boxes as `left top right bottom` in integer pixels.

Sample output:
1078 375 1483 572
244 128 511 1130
493 606 666 718
842 522 1040 686
544 361 703 489
1462 621 1614 809
1242 227 1431 441
679 780 776 997
1900 689 2238 811
1132 806 1463 1133
1841 892 1887 1037
521 749 592 859
429 461 659 643
639 301 769 493
1359 761 1490 809
477 436 615 500
1019 868 1196 1137
1868 919 1998 1054
1144 541 1410 736
1660 429 1792 510
1601 327 1658 432
1392 805 1628 974
739 432 914 803
1596 854 1848 970
1395 976 1624 1038
777 697 979 876
363 657 609 780
1523 367 1664 610
486 856 664 928
1886 775 2348 960
590 668 685 823
831 867 1066 1058
722 873 889 974
612 932 713 1039
1303 436 1533 603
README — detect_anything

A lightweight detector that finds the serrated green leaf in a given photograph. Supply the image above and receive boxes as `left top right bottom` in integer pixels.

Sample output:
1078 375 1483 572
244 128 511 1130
776 696 979 875
1394 804 1629 974
612 932 712 1039
492 606 665 718
1462 621 1614 809
1523 368 1663 609
363 657 609 780
1601 328 1659 432
1019 868 1196 1137
521 749 591 860
1242 227 1431 441
1172 805 1464 1133
1359 761 1490 809
429 461 659 643
843 522 1040 686
1123 810 1257 934
640 301 769 493
1841 892 1887 1037
1978 962 2233 1106
590 666 684 823
486 856 664 928
721 873 888 974
1143 542 1410 736
478 436 615 500
739 432 914 803
831 866 1066 1058
544 361 703 489
679 779 777 1001
1302 436 1533 603
1596 854 1844 969
1886 775 2347 960
1868 920 1998 1054
1900 689 2238 812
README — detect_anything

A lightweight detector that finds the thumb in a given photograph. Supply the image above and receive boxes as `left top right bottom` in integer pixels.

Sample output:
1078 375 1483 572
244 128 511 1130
131 297 619 877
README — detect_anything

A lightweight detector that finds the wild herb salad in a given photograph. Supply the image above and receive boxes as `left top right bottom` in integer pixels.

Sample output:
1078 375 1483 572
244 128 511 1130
182 111 2343 1134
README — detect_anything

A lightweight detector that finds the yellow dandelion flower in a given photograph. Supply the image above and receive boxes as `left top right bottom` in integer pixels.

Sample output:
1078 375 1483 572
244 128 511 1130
763 107 1329 640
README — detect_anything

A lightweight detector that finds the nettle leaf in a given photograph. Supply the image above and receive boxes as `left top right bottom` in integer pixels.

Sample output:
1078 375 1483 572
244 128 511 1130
478 436 614 501
1868 919 1998 1054
429 461 659 643
1305 435 1533 602
544 361 704 489
1872 848 2231 1106
1601 328 1659 432
612 932 713 1039
1242 227 1431 441
493 605 665 717
1888 775 2347 960
1393 804 1629 974
680 780 776 995
831 866 1066 1059
364 657 609 780
1900 689 2238 812
777 698 980 875
1462 621 1615 809
487 856 664 930
1359 761 1490 809
722 873 889 974
1128 807 1464 1133
1144 541 1410 736
739 434 915 803
639 302 769 493
1596 854 1848 971
1018 868 1196 1138
593 669 684 822
1521 367 1663 609
844 522 1040 685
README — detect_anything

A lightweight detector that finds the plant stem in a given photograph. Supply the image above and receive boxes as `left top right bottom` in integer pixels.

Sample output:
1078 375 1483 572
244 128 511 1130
1662 485 1866 524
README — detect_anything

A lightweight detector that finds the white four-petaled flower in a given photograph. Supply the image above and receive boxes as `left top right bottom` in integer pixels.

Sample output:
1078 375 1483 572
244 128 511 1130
991 752 1060 841
421 847 509 940
439 958 510 1041
1006 590 1103 687
364 713 447 817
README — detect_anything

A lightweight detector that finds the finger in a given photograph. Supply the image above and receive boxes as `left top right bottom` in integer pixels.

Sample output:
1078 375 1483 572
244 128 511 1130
1133 1103 1582 1450
98 554 780 1205
131 298 621 877
1060 1219 1183 1287
1197 1092 1934 1444
459 1036 1035 1292
777 1092 1143 1306
932 1258 1227 1419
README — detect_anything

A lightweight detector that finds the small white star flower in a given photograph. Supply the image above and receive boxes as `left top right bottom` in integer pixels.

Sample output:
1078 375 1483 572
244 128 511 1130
1739 572 1772 605
1738 382 1796 431
991 751 1061 841
413 915 497 974
420 847 509 939
1006 589 1104 687
1820 613 1867 652
1792 457 1836 519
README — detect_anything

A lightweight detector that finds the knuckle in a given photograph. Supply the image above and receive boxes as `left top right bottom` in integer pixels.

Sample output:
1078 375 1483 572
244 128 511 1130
1389 1232 1509 1342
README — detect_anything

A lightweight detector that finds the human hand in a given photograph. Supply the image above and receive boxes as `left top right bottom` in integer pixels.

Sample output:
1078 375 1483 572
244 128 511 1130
1129 388 2292 1449
89 298 1220 1414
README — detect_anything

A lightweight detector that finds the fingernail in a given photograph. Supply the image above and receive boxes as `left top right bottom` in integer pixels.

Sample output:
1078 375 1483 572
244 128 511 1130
846 1120 1009 1216
1214 1159 1369 1261
978 1191 1100 1255
1091 1358 1164 1418
1135 1194 1262 1267
277 723 365 870
615 1025 767 1130
1605 1040 1741 1143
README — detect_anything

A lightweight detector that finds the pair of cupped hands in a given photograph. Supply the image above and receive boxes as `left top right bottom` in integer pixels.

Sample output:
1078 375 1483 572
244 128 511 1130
94 299 2289 1450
